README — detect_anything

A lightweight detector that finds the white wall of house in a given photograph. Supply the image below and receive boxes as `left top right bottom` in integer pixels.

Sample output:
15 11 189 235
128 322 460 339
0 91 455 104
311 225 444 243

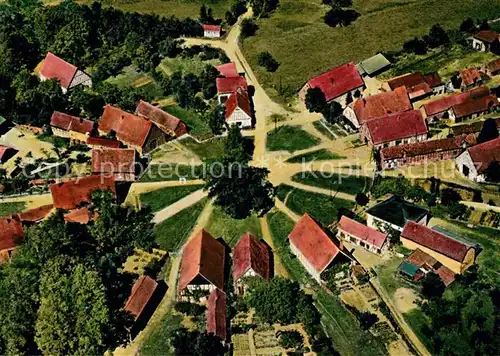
290 239 322 283
69 70 92 90
374 133 428 149
343 106 361 128
204 30 221 38
338 230 389 254
51 126 70 138
472 38 488 52
367 213 428 232
432 84 446 95
226 107 252 128
455 150 484 182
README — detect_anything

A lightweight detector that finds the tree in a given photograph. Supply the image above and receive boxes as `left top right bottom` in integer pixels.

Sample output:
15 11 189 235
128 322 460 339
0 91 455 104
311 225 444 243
440 188 461 206
257 51 279 72
406 185 429 203
459 18 475 33
324 8 360 27
200 65 219 99
323 0 352 7
478 19 490 31
322 101 343 124
403 37 427 55
355 192 369 206
472 190 483 203
240 18 258 39
210 104 226 135
477 118 499 144
305 87 326 113
278 331 303 349
421 272 445 299
225 11 237 26
224 125 252 163
205 160 275 219
447 202 467 219
425 24 450 48
484 161 500 182
358 312 378 330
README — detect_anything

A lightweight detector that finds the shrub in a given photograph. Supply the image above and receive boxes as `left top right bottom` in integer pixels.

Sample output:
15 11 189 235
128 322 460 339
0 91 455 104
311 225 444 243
257 51 279 72
174 302 206 316
240 18 258 39
278 330 303 349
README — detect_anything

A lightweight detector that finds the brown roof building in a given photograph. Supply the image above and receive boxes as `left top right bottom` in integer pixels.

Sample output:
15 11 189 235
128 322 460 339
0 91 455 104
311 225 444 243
206 289 227 341
422 86 489 120
91 148 136 181
388 72 444 100
38 52 92 93
460 67 482 89
449 94 499 122
0 216 24 263
63 207 98 224
86 137 121 149
18 204 54 224
456 137 500 182
406 249 456 286
483 58 500 76
135 100 188 137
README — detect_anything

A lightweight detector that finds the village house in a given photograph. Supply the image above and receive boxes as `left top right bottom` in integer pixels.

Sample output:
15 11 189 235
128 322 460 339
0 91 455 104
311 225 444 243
289 213 352 283
299 62 365 107
38 52 92 93
178 229 225 301
360 110 428 149
401 222 476 274
337 216 389 255
216 76 248 103
398 248 456 287
232 232 271 295
459 67 483 91
203 24 222 38
91 148 136 181
388 72 445 101
17 204 54 225
365 196 429 232
206 289 227 342
86 137 121 149
216 62 239 77
344 86 412 128
124 275 166 338
448 94 498 123
0 145 18 164
356 53 391 77
380 134 477 170
451 117 500 136
224 89 253 128
456 137 500 182
50 111 95 143
98 105 168 155
471 30 499 53
64 207 98 224
50 175 116 210
0 216 24 263
482 58 500 76
135 100 188 138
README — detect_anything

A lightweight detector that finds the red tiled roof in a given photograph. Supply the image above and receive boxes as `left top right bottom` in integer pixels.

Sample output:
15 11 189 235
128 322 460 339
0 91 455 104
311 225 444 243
0 216 24 252
452 94 498 119
460 67 482 87
203 24 221 32
233 232 270 281
307 62 364 102
98 105 152 148
451 117 500 135
63 207 97 224
124 275 159 320
0 145 17 162
388 72 442 99
216 76 248 94
423 87 490 116
364 110 428 145
178 229 225 293
216 63 238 77
424 72 443 88
92 149 135 175
474 30 499 43
402 222 471 262
224 90 252 120
50 112 94 134
135 100 187 137
486 58 500 73
86 137 121 149
289 214 341 274
338 216 387 249
352 87 411 124
18 204 54 223
381 134 476 160
50 175 116 210
206 288 227 341
39 52 78 89
407 249 455 286
467 137 500 173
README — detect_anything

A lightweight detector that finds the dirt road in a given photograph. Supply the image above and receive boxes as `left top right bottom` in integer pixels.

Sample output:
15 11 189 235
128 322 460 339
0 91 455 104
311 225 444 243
152 189 208 224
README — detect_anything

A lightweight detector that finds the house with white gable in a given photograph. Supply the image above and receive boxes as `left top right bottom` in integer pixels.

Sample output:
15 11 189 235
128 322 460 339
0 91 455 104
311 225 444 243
38 52 92 94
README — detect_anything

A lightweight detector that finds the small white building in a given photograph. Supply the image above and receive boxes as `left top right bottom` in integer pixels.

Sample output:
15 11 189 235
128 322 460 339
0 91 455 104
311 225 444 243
224 89 252 128
456 137 500 182
471 30 499 52
203 24 222 38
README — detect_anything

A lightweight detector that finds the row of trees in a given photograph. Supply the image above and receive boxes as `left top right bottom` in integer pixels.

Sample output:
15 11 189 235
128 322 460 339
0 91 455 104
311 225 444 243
403 24 450 55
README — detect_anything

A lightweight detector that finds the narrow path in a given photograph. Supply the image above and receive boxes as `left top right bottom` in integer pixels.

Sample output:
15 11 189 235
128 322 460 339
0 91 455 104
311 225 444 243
274 200 300 222
285 181 355 201
124 179 205 207
0 193 53 210
152 189 208 224
259 216 289 278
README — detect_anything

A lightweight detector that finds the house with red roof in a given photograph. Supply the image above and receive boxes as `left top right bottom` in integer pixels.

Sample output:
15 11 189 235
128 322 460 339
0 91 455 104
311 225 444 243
337 216 389 254
233 233 271 295
289 214 353 282
50 175 116 210
344 87 412 128
401 221 475 274
203 24 221 38
459 67 483 91
50 111 94 143
206 289 227 342
178 229 225 301
360 110 428 149
135 100 187 138
482 58 500 76
18 204 54 224
86 137 120 149
388 72 445 101
398 249 456 286
448 94 498 123
0 145 18 164
216 62 239 77
216 76 248 101
98 105 167 155
64 207 98 224
471 30 499 52
38 52 92 93
300 62 365 106
224 89 252 128
0 216 24 263
91 148 136 181
456 137 500 182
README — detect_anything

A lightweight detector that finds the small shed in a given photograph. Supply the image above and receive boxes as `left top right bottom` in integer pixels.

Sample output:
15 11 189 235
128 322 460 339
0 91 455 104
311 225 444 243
357 53 391 77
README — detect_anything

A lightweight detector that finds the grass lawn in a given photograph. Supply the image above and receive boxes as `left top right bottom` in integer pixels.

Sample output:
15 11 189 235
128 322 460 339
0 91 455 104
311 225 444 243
159 56 221 76
286 148 346 163
275 184 294 201
266 125 319 152
140 164 203 182
180 136 226 160
154 198 207 251
291 171 371 195
312 120 336 140
163 105 212 139
240 0 500 103
374 256 406 297
0 201 27 218
403 309 433 352
140 312 183 356
204 206 262 247
140 184 204 212
285 187 354 225
106 65 151 88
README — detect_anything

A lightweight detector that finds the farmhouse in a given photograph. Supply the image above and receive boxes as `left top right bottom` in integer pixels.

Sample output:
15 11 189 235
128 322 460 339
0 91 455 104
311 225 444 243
388 72 445 101
91 148 136 181
18 204 54 224
203 24 221 38
0 216 24 263
360 110 428 149
365 195 429 232
356 53 391 77
482 58 500 76
398 248 456 286
380 134 477 170
206 289 227 342
471 30 499 52
135 100 187 138
337 216 389 255
232 232 271 295
459 67 482 91
86 137 120 149
216 62 239 77
451 117 500 136
300 62 365 106
289 213 352 283
50 111 94 143
0 145 18 164
98 105 168 155
401 222 475 274
50 175 116 210
178 229 225 301
448 94 498 122
456 137 500 182
38 52 92 93
64 207 98 224
224 89 252 128
344 87 412 128
216 76 248 102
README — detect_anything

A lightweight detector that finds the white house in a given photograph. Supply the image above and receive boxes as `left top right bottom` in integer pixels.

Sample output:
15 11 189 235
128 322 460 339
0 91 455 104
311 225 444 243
203 24 222 38
224 90 252 128
38 52 92 94
471 31 499 52
456 137 500 182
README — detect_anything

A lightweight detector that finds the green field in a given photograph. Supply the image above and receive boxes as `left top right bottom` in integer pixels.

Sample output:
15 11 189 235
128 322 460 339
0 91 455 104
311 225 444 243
140 312 183 356
275 184 294 201
140 184 204 212
163 105 213 139
241 0 500 103
291 171 371 195
0 201 27 218
205 206 262 247
159 56 221 76
266 125 319 152
140 164 203 182
180 136 226 160
154 198 207 251
286 148 345 163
